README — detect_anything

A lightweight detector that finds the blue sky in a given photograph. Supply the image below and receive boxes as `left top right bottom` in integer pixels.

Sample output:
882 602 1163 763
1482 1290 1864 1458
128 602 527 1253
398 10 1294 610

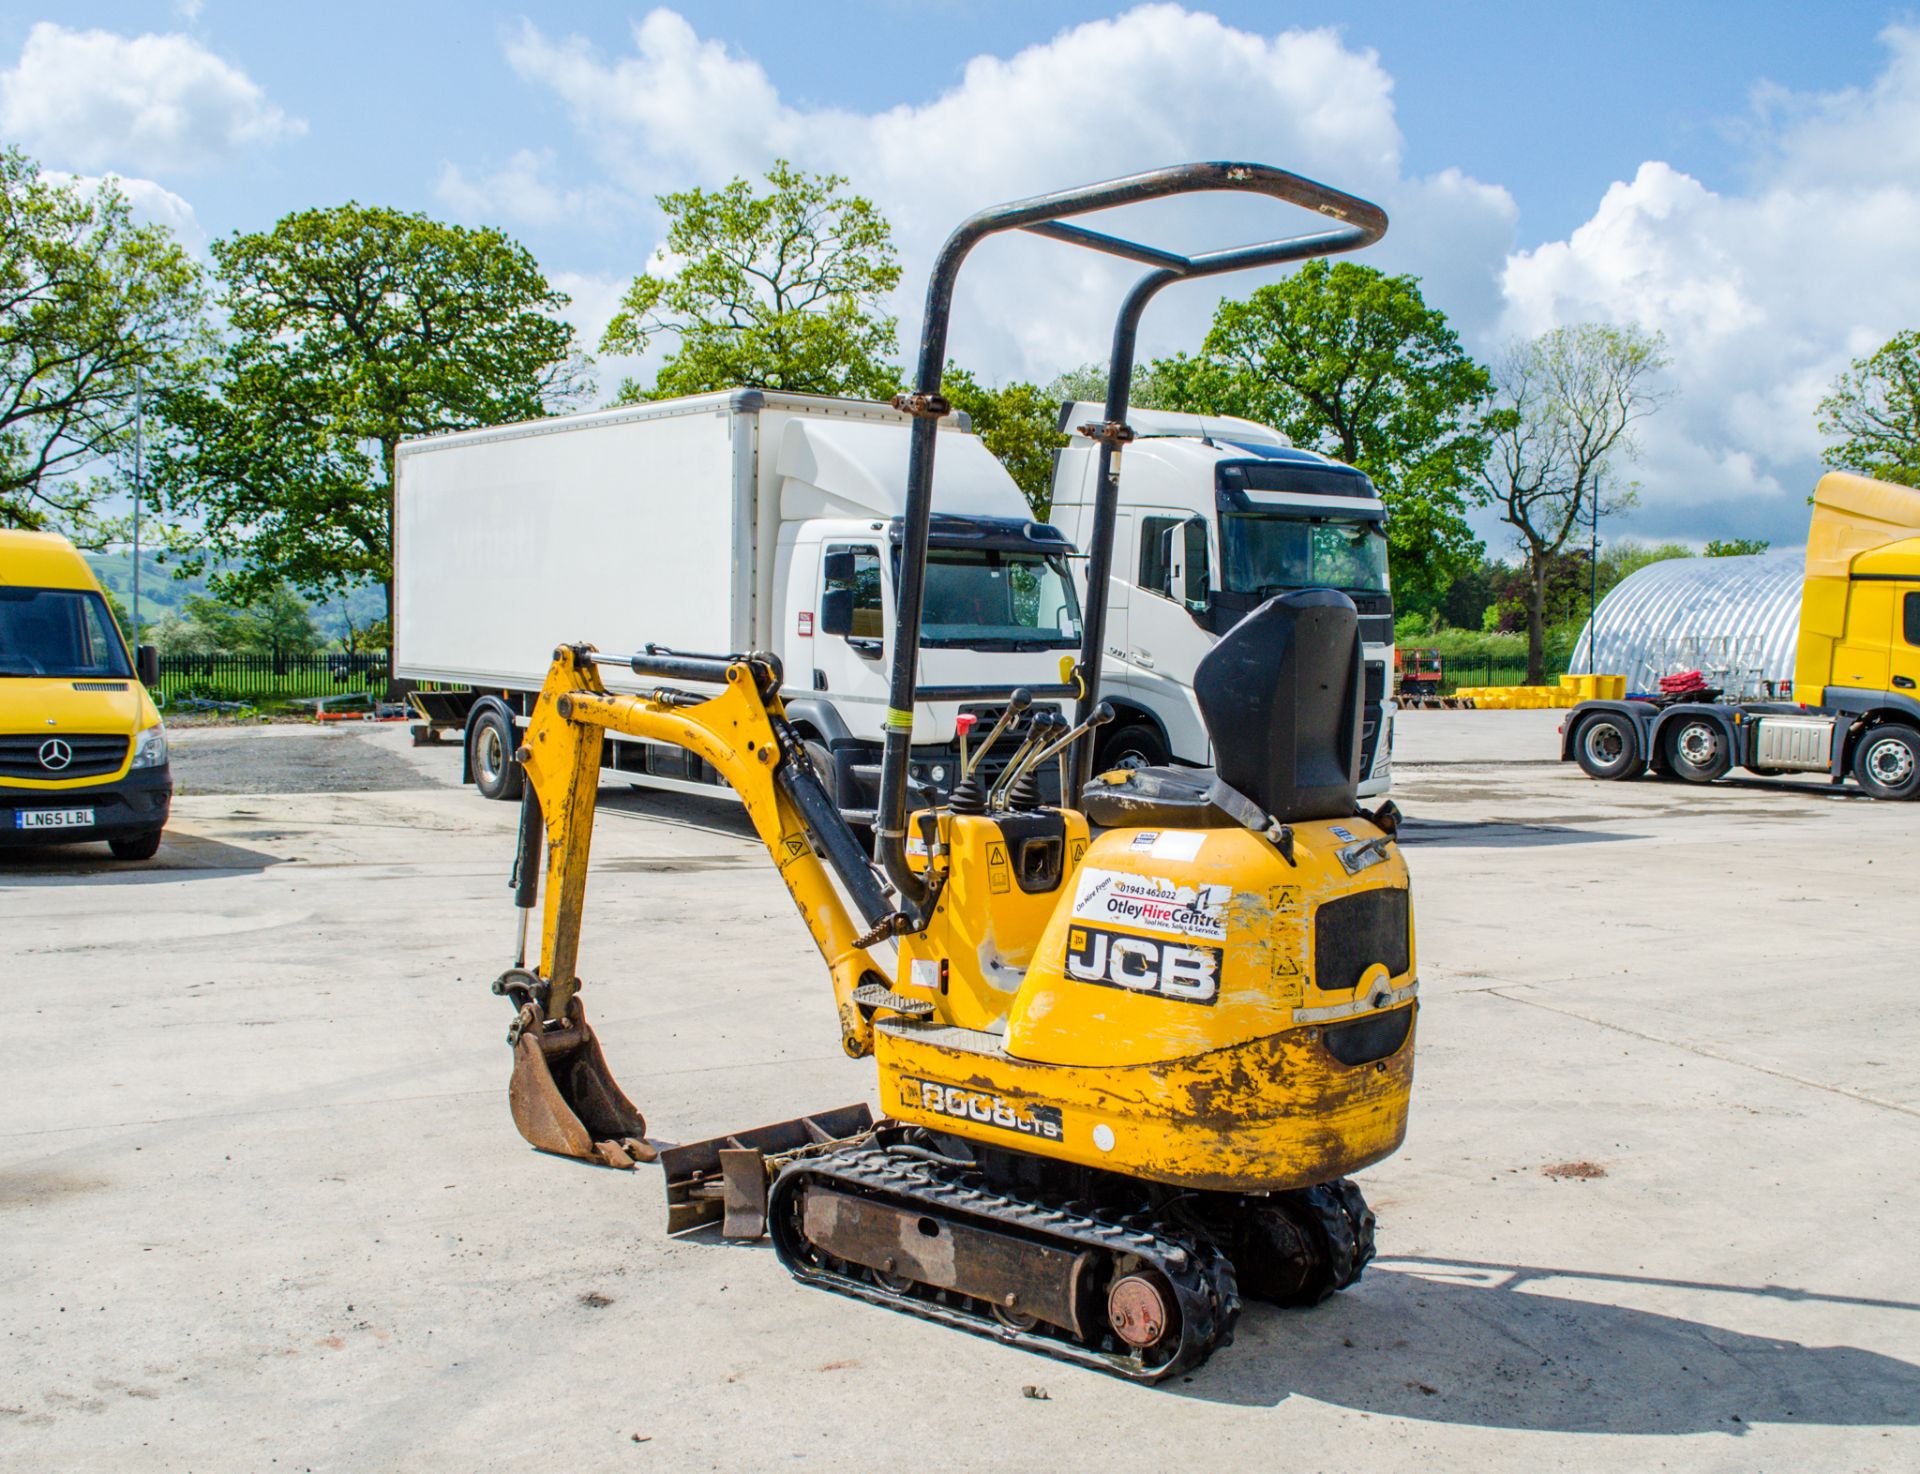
5 3 1917 551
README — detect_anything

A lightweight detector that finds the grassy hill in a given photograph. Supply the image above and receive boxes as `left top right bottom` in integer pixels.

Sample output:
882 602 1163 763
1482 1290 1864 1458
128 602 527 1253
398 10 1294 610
83 551 386 643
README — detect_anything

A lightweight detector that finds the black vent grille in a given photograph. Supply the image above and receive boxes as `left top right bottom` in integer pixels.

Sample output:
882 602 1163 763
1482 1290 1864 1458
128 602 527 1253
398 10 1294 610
0 733 129 780
1313 887 1410 994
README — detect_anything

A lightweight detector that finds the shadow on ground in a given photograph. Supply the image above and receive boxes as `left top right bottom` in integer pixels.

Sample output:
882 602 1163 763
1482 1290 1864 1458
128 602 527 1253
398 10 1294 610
1396 817 1640 848
1186 1256 1920 1433
0 829 283 883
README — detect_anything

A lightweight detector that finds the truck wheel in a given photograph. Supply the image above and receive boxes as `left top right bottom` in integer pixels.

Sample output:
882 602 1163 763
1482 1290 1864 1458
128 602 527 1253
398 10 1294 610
109 829 164 861
1096 722 1169 774
468 707 523 801
1572 713 1640 780
1852 725 1920 800
1664 718 1730 783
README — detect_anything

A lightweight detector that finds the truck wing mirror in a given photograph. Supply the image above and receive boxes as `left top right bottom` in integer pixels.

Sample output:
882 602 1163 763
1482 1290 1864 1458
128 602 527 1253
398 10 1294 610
819 588 855 638
136 643 159 688
821 549 857 586
1182 517 1212 613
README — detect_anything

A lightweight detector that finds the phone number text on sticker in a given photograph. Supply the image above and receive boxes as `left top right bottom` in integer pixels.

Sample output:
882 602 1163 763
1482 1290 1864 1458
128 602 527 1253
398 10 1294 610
1070 867 1230 942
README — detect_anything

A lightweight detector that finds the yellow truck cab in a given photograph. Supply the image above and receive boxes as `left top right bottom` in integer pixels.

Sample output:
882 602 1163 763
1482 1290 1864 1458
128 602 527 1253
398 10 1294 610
0 529 171 859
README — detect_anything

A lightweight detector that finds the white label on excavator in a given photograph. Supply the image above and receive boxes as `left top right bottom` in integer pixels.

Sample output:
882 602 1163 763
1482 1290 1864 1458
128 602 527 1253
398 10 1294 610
1069 868 1229 943
1148 830 1206 862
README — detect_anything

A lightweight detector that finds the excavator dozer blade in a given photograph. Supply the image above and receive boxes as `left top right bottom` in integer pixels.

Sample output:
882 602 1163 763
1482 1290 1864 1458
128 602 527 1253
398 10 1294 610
659 1104 873 1237
508 997 655 1169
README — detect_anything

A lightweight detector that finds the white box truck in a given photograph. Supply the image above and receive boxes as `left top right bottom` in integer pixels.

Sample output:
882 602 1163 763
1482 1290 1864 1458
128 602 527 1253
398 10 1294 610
1048 403 1394 795
393 389 1084 816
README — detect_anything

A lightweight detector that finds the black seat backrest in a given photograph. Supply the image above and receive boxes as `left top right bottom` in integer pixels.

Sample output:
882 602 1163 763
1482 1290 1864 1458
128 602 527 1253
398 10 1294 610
1192 589 1361 821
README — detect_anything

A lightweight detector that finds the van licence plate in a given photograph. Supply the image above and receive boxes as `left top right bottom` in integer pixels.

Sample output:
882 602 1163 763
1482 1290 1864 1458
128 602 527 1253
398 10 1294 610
14 808 94 830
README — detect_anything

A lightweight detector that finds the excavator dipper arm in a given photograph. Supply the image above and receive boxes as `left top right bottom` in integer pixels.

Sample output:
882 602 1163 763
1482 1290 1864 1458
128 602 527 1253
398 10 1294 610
498 644 887 1169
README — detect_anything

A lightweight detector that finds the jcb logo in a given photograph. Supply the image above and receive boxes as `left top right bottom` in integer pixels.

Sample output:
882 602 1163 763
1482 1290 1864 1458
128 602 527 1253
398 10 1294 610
1065 925 1221 1005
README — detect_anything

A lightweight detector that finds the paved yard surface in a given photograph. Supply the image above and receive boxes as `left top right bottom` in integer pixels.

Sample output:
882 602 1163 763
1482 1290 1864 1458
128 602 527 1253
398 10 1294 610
3 709 1916 1472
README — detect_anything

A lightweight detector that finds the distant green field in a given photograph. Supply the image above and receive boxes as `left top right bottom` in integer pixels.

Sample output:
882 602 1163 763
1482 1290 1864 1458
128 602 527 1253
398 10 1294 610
82 550 384 644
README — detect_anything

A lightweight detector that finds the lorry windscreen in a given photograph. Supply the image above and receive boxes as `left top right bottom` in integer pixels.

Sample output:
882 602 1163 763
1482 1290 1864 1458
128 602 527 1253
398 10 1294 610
1220 514 1390 597
914 549 1083 649
0 587 133 678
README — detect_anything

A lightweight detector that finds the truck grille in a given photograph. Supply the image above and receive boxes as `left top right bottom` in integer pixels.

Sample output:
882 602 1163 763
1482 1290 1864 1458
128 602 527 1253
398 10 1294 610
1313 887 1410 994
0 733 129 780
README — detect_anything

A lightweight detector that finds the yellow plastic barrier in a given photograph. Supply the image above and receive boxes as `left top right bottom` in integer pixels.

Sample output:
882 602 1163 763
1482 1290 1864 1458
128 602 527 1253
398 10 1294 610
1450 674 1627 709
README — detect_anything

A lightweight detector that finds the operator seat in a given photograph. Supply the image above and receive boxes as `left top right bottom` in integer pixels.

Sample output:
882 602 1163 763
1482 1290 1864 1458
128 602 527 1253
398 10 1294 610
1081 589 1362 830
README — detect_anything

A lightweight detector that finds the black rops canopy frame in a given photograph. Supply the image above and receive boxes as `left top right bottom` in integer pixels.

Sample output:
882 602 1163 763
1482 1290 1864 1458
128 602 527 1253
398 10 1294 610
876 161 1389 917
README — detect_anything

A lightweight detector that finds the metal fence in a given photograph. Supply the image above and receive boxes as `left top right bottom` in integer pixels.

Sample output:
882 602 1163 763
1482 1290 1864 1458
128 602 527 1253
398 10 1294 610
153 653 390 705
1437 654 1570 693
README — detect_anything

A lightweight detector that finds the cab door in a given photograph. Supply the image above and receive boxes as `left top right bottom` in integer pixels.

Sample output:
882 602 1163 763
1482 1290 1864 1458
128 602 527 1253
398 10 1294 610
814 542 889 736
1125 511 1215 760
1892 587 1920 695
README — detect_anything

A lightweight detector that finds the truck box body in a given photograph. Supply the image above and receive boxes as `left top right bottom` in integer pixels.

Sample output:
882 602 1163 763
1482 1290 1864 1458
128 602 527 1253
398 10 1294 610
395 389 1083 809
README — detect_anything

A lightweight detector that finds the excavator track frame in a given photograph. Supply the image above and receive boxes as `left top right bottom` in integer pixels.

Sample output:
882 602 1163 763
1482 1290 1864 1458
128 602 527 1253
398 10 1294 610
768 1142 1241 1383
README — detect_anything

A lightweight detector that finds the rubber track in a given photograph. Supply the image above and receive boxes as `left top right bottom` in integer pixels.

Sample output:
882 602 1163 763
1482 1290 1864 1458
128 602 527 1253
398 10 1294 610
769 1144 1242 1382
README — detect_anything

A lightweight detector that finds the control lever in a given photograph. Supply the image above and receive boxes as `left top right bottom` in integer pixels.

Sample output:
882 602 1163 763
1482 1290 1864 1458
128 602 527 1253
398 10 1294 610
960 688 1031 781
988 710 1063 811
1006 702 1115 802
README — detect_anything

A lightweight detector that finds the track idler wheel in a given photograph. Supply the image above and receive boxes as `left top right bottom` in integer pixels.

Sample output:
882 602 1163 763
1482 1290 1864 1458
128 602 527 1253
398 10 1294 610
1231 1179 1377 1307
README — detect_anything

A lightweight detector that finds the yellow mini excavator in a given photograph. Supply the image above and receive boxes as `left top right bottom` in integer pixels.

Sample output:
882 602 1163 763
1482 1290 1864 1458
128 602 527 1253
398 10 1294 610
490 163 1417 1381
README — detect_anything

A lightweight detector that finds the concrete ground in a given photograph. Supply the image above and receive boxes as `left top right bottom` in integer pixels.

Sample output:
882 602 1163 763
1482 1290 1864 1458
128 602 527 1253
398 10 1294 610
3 709 1916 1473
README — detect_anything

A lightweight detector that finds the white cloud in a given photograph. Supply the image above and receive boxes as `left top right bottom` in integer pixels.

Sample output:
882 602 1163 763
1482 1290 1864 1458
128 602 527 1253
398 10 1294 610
0 21 304 174
47 170 205 248
1500 25 1920 546
500 5 1518 383
435 148 619 230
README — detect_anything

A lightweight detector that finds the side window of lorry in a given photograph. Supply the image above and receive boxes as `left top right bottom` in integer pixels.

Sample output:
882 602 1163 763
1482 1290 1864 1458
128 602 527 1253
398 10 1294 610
1906 591 1920 647
1138 516 1179 598
824 544 884 640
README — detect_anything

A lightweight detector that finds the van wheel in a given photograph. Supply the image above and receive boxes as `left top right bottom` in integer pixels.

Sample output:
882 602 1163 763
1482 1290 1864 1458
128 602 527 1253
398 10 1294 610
1097 722 1170 774
1852 724 1920 800
109 830 164 861
469 707 523 801
1572 713 1640 780
1664 718 1730 783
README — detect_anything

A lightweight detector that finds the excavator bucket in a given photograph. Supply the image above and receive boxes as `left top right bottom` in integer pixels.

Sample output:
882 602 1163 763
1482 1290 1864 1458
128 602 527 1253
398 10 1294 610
659 1104 873 1236
507 997 655 1169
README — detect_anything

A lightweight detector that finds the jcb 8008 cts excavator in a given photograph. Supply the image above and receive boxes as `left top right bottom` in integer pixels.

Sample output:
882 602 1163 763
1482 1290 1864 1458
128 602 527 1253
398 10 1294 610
490 163 1417 1381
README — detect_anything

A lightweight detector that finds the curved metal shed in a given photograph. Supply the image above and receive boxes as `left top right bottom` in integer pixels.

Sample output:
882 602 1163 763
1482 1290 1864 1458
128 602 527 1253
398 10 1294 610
1570 549 1806 697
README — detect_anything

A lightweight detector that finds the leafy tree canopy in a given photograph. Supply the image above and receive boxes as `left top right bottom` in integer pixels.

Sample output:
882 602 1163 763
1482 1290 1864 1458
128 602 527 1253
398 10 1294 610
1143 260 1494 608
1704 537 1770 557
604 161 901 402
1817 329 1920 486
173 584 320 658
941 364 1066 517
154 203 589 645
0 148 209 541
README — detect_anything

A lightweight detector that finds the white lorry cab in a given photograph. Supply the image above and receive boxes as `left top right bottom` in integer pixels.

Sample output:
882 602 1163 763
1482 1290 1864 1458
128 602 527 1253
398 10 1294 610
1049 403 1394 794
394 389 1083 818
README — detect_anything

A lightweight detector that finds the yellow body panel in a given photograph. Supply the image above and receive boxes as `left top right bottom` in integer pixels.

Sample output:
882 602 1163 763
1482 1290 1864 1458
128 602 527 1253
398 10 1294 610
883 819 1416 1191
898 810 1091 1031
0 529 161 790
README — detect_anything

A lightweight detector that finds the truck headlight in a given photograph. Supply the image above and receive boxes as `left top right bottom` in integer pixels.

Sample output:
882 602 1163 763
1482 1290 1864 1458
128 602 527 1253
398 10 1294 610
130 724 169 769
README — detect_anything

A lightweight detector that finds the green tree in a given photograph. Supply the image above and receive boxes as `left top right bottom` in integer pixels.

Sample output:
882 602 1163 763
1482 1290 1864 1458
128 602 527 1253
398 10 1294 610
1480 323 1671 682
1704 537 1769 557
940 364 1066 516
1143 261 1494 611
0 148 209 540
604 161 900 402
1818 330 1920 485
181 584 319 658
155 204 588 661
1043 360 1185 413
